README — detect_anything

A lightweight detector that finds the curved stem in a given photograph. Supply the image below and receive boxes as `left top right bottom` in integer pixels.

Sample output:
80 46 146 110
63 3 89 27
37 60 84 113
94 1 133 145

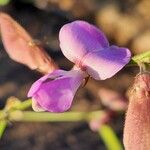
0 120 7 139
98 125 123 150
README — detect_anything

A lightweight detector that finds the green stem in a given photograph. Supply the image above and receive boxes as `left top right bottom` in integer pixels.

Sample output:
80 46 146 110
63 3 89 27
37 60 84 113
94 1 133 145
98 125 123 150
13 99 32 110
0 120 7 139
8 110 103 122
0 99 31 121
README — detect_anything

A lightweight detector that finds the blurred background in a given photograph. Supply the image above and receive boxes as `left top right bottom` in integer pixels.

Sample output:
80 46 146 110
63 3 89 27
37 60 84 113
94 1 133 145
0 0 149 149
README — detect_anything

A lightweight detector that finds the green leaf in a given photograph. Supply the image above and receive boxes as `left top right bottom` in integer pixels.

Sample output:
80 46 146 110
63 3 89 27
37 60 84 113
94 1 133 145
98 125 123 150
0 120 7 139
0 0 10 6
130 50 150 64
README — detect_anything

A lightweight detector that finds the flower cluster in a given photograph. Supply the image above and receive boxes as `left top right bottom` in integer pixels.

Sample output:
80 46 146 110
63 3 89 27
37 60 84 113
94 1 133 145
28 21 131 112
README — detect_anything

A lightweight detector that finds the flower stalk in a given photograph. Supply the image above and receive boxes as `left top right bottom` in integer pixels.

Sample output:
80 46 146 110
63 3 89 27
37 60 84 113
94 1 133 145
11 99 32 110
0 120 7 139
99 125 123 150
1 110 103 122
0 109 123 150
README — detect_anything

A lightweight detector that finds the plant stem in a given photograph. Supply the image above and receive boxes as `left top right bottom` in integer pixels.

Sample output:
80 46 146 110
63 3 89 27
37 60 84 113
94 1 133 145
8 110 103 122
130 50 150 65
98 125 123 150
0 120 7 139
14 99 32 110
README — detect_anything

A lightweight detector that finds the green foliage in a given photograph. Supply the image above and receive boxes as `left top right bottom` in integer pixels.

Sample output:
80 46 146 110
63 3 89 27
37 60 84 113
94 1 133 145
130 50 150 64
0 0 10 6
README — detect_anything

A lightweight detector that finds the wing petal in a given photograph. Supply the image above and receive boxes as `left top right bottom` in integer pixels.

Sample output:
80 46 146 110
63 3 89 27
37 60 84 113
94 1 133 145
28 69 85 112
82 46 131 80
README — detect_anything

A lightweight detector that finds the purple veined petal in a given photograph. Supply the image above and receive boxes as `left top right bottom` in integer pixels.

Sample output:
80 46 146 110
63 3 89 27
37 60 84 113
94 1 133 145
28 69 67 97
28 69 86 112
82 46 131 80
59 20 109 64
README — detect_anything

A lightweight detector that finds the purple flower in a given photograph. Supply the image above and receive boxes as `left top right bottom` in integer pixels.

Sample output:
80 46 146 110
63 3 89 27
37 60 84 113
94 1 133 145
28 20 131 112
59 21 131 80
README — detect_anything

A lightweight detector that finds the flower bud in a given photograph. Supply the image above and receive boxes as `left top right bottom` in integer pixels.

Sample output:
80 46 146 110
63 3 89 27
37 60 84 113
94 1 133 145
0 12 58 74
123 72 150 150
89 111 110 132
98 88 127 111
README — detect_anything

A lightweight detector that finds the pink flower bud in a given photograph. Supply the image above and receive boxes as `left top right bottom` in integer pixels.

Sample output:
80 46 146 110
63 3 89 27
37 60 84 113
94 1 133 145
0 12 58 74
89 111 110 132
98 88 127 111
123 72 150 150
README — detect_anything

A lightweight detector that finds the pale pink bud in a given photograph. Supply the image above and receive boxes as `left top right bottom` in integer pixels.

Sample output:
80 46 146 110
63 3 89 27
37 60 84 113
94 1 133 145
89 111 110 132
98 88 127 111
123 72 150 150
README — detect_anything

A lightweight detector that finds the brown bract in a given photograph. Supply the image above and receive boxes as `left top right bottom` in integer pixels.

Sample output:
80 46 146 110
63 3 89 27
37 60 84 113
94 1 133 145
123 72 150 150
0 12 58 74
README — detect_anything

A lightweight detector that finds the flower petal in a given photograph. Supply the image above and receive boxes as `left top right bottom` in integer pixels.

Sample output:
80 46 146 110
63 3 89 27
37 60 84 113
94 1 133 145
82 46 131 80
28 69 86 112
32 98 45 112
59 20 109 64
27 70 67 97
